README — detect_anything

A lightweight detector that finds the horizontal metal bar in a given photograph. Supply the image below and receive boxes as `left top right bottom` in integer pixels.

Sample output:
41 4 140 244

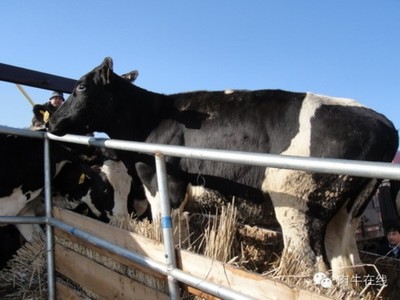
0 216 46 224
47 217 255 300
1 126 398 182
0 63 76 93
44 132 400 181
0 126 45 138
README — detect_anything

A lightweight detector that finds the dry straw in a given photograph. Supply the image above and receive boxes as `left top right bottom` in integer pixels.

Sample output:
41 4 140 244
1 204 396 299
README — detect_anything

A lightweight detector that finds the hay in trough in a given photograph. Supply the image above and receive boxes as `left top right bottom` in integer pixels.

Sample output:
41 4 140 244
0 232 47 299
196 204 237 263
2 202 397 299
0 232 95 300
110 214 162 242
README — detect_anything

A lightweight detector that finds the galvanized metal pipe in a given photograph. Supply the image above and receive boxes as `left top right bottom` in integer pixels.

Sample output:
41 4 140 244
0 126 399 180
44 137 56 300
0 216 46 224
0 125 44 139
155 154 180 299
45 132 400 181
47 217 255 300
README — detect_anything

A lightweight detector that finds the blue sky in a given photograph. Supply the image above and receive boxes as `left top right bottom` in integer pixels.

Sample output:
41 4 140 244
1 1 399 141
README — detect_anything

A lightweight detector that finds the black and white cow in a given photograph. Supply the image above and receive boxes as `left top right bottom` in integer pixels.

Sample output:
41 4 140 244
0 130 146 242
29 101 147 223
48 57 398 280
0 134 149 272
51 159 128 221
51 157 149 222
0 133 77 240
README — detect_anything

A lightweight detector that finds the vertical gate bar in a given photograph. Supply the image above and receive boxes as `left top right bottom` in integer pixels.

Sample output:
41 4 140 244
155 153 180 299
44 137 55 300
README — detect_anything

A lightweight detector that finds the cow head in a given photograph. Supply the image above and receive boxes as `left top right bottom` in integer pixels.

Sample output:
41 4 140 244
135 160 188 210
48 57 130 136
49 57 166 142
52 161 116 222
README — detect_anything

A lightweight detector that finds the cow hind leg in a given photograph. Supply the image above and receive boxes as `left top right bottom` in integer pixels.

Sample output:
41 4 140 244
264 169 331 276
325 179 378 281
271 192 328 275
325 209 363 281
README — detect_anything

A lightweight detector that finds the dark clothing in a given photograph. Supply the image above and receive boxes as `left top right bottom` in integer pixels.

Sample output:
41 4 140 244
377 180 400 229
32 102 58 127
377 243 400 259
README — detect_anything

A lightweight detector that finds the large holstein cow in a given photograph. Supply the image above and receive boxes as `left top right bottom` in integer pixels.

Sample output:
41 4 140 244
48 57 398 280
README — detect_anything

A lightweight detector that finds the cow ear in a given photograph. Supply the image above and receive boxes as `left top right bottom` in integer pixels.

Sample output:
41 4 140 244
121 70 139 83
79 163 100 180
135 162 155 183
135 162 158 195
103 57 113 71
100 57 114 84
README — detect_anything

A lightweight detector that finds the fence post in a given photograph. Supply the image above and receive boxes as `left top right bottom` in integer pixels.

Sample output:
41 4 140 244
155 153 180 299
44 137 56 300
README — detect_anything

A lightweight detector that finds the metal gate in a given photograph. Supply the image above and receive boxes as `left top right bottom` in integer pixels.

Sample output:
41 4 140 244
1 63 399 299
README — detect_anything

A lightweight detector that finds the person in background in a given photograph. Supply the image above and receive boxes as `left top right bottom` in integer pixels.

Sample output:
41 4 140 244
31 91 64 128
377 223 400 258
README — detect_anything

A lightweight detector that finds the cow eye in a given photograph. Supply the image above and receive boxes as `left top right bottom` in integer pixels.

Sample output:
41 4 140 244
76 83 86 92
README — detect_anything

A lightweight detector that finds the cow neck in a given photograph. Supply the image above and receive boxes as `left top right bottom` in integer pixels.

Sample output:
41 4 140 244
106 82 173 142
